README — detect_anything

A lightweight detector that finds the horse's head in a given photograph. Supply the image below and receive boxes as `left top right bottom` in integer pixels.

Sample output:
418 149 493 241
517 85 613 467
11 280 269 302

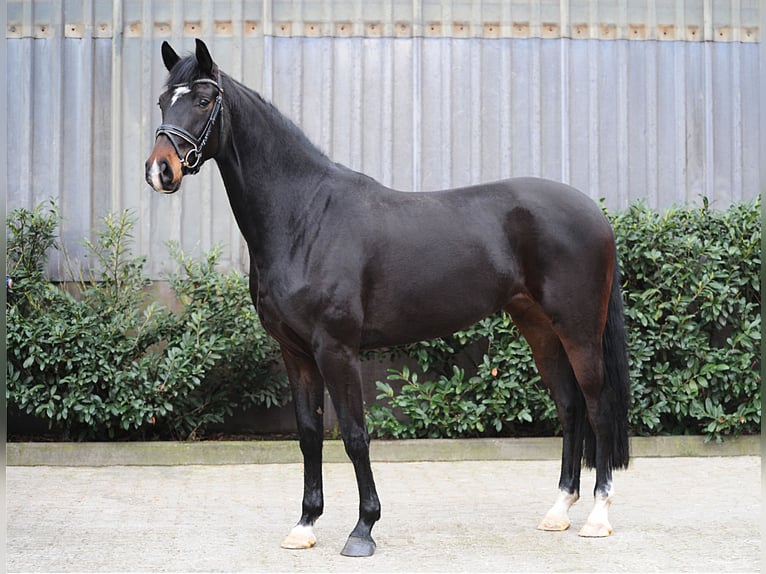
145 39 224 193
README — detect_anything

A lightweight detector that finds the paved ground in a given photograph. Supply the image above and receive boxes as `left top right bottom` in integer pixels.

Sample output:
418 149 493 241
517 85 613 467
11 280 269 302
6 456 761 572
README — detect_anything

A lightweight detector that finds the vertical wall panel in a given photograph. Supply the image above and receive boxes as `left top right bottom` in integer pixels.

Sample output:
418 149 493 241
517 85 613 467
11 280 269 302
90 39 114 225
6 0 762 279
7 39 35 211
391 38 416 191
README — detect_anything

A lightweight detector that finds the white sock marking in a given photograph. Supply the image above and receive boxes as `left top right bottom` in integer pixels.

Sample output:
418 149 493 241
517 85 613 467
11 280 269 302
590 483 614 523
580 484 615 536
281 524 317 549
538 489 579 530
550 489 579 515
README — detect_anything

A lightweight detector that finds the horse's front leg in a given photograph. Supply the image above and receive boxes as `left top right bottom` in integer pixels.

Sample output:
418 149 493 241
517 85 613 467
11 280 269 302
279 347 326 550
313 335 380 557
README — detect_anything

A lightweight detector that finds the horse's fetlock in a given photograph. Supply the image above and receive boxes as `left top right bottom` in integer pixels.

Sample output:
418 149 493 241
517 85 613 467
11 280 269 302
303 494 324 520
361 499 381 523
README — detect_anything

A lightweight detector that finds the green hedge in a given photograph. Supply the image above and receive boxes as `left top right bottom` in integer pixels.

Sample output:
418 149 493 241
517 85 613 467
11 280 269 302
366 198 761 442
6 198 761 442
6 203 289 440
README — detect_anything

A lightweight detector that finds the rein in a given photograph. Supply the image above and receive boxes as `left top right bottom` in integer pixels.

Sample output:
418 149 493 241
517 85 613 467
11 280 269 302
155 76 224 175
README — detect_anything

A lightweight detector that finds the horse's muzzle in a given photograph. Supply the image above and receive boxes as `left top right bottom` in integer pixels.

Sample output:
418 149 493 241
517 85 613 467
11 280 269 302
145 157 181 193
145 137 184 193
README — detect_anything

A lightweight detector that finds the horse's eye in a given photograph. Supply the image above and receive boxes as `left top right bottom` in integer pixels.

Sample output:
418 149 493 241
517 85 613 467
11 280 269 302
199 98 211 108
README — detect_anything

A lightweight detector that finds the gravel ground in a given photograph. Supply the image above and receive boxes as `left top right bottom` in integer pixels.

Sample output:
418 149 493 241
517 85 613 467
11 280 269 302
6 456 761 572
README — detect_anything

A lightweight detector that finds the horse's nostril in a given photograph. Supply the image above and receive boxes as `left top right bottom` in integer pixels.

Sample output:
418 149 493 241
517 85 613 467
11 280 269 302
145 156 178 191
159 159 173 184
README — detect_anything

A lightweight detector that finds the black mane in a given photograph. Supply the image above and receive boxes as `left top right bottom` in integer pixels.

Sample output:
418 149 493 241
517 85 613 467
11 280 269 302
219 70 333 170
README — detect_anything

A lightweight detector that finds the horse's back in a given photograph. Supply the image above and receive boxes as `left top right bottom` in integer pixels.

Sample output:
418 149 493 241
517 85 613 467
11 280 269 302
365 176 615 270
448 177 612 237
367 176 610 232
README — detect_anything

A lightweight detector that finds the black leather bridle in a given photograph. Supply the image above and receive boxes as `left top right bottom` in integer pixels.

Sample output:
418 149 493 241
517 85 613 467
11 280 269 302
155 76 224 175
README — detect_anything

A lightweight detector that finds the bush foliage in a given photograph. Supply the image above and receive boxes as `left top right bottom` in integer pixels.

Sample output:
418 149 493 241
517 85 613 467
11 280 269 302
6 198 760 441
6 204 289 440
367 198 761 442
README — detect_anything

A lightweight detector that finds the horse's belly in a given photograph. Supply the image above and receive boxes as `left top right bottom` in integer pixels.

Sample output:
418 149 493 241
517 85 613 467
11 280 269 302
359 274 510 349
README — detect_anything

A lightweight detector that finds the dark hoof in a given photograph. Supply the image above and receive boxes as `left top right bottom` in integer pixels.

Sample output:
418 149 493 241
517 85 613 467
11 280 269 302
340 535 376 557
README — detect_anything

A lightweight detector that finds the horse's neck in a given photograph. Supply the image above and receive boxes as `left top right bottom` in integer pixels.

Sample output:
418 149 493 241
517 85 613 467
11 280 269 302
215 85 333 266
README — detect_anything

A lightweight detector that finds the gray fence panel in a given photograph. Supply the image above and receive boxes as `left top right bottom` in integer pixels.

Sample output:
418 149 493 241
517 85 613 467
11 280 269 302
6 0 761 279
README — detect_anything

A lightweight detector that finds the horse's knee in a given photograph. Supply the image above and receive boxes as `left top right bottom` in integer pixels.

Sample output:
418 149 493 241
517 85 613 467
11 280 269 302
298 427 323 456
341 425 370 461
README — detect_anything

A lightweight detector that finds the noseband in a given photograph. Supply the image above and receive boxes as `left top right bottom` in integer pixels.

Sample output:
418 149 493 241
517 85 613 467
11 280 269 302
155 76 224 175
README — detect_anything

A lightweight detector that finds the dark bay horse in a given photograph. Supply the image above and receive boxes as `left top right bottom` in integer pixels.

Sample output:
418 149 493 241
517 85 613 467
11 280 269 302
146 39 630 557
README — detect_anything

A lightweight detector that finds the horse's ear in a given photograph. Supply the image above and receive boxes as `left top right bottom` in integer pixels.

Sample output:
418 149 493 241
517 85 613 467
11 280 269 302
195 39 215 76
161 41 181 72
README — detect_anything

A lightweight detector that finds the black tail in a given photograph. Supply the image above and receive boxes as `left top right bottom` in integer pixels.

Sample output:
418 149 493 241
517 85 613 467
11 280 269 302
582 259 631 470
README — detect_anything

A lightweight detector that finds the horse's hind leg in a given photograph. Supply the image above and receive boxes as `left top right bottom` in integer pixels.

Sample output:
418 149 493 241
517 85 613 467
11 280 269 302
280 348 326 550
506 299 585 532
560 341 616 537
